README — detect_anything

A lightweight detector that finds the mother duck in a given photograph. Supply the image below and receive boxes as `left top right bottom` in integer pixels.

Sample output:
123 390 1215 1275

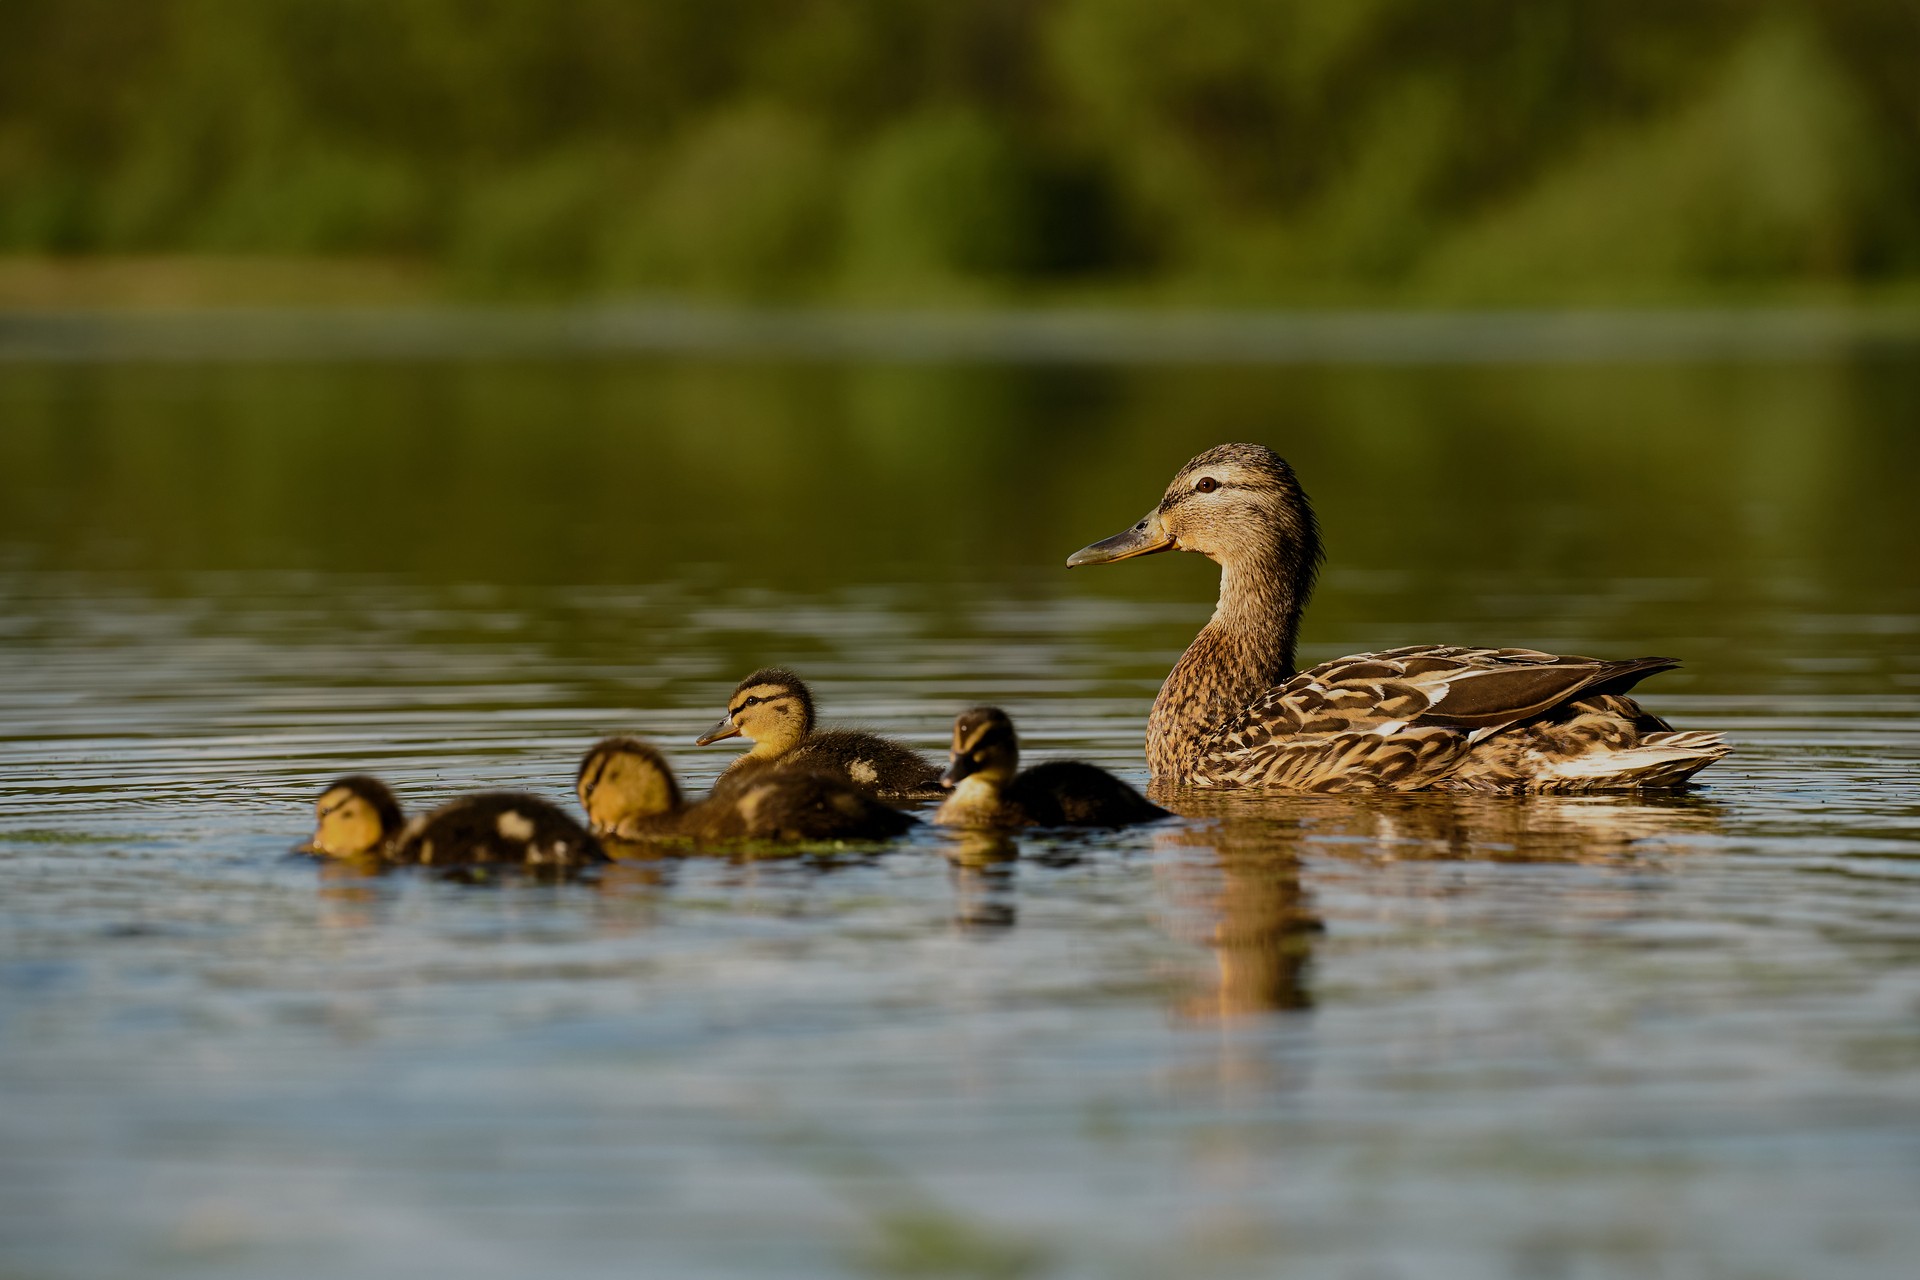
1068 443 1726 792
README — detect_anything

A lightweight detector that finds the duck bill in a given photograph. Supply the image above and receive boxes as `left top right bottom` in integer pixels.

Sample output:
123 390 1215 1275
694 716 741 747
1066 509 1174 567
940 755 977 789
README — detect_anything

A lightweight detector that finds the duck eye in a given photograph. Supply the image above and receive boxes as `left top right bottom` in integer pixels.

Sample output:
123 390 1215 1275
1194 476 1219 494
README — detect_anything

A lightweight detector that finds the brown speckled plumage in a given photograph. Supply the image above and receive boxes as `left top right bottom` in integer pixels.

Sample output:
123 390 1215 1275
1069 444 1728 793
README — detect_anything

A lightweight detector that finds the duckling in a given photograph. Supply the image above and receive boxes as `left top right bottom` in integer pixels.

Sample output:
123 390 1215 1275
933 707 1169 829
695 667 943 799
577 736 916 843
304 775 607 867
1067 442 1729 792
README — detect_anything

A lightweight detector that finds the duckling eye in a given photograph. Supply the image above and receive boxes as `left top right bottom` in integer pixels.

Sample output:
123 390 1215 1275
1194 477 1219 494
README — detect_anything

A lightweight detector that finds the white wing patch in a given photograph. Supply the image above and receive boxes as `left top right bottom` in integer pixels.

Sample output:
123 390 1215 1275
849 760 879 785
496 810 536 842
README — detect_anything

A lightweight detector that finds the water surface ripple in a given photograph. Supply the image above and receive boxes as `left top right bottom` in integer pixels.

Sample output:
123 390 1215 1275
2 354 1917 1279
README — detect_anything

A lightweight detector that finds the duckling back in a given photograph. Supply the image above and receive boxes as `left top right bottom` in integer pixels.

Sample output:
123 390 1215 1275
1007 761 1169 827
705 765 917 842
394 792 607 867
786 729 944 799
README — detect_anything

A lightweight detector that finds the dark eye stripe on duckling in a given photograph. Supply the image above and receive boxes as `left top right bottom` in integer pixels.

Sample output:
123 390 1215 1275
577 752 612 802
956 721 1010 754
729 686 795 715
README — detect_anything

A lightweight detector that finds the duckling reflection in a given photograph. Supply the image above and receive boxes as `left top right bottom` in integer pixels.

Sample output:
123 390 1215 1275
314 859 387 929
1154 817 1321 1020
577 736 916 844
696 668 943 799
943 831 1021 933
302 775 607 869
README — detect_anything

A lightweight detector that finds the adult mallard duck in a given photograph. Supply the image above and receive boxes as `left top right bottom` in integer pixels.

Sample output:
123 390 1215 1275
577 736 917 843
934 707 1169 829
303 775 607 867
1067 443 1727 792
695 668 943 799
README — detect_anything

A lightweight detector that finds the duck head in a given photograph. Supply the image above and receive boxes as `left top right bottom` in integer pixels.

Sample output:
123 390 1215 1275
942 706 1021 790
577 737 683 834
1066 442 1321 573
306 775 404 857
696 667 815 757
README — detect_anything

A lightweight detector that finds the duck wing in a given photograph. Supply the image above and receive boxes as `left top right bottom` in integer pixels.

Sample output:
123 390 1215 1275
1198 646 1684 791
1366 646 1678 732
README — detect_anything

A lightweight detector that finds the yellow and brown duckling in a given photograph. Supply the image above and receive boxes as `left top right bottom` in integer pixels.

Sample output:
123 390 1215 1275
933 707 1168 830
304 775 607 867
577 736 917 843
1068 443 1729 792
695 667 943 799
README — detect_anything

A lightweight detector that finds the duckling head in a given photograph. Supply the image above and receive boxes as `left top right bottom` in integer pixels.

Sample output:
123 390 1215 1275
308 775 404 857
577 737 683 833
695 668 815 757
942 706 1020 791
1066 443 1322 579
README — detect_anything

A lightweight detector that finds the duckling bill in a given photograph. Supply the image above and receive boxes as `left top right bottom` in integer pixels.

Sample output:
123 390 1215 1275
696 667 943 799
304 775 606 867
579 736 916 844
934 707 1168 830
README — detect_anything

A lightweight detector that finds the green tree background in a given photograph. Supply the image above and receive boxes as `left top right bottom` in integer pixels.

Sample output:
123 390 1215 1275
3 0 1916 302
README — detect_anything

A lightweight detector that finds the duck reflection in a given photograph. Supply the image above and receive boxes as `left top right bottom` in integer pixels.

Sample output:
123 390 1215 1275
1153 787 1727 1021
1159 786 1726 864
1154 817 1320 1020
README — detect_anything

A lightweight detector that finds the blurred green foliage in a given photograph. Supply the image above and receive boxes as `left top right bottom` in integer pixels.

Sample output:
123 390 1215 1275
2 0 1918 300
5 356 1916 597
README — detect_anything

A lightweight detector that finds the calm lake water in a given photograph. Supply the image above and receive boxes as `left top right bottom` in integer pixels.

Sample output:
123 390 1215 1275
2 319 1918 1279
